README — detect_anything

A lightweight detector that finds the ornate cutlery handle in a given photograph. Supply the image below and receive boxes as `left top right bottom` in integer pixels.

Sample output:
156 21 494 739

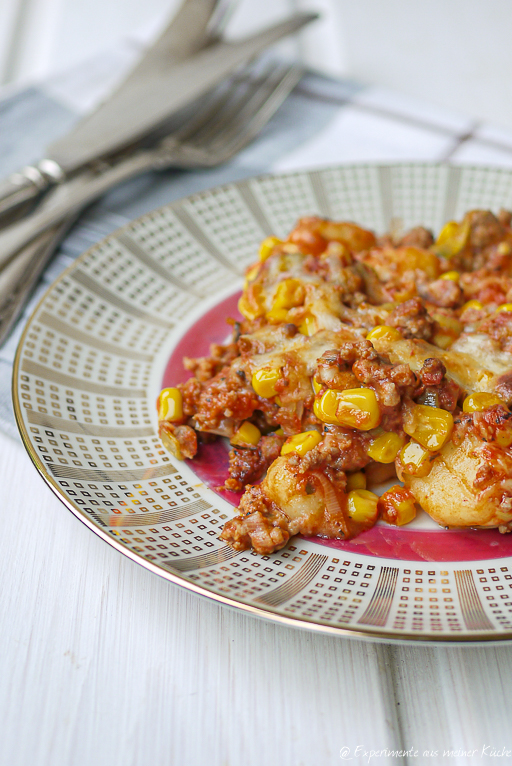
0 160 65 217
0 150 157 271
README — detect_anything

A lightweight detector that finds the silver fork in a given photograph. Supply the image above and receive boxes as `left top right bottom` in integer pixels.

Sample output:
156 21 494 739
0 62 302 344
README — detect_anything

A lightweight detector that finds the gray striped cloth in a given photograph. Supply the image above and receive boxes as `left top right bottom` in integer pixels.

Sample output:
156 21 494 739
2 45 512 440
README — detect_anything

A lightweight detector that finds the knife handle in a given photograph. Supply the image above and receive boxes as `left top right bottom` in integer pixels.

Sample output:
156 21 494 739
0 160 65 219
0 150 157 272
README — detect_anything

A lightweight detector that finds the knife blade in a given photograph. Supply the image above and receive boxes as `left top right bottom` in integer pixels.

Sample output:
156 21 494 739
0 0 233 345
49 13 316 169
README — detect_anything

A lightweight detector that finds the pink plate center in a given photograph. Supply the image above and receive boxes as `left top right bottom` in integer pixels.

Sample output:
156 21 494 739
163 292 512 562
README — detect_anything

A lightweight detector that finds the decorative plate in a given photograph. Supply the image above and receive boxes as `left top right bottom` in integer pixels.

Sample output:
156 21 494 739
14 163 512 643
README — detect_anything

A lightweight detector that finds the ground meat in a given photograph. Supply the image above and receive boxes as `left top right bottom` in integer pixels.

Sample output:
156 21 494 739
225 433 284 492
460 270 511 305
419 358 446 387
184 342 239 382
316 350 358 390
479 310 512 353
189 367 259 434
353 358 418 408
315 341 377 390
499 209 512 227
220 486 291 554
419 277 462 308
179 376 203 419
414 358 460 411
451 412 473 446
288 427 372 475
316 364 359 391
495 372 512 404
387 297 435 340
398 226 434 249
337 339 378 363
474 443 512 491
473 242 512 274
468 210 507 251
472 405 512 445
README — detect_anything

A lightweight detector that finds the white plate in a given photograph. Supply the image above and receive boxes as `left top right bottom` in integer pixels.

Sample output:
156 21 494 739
14 163 512 643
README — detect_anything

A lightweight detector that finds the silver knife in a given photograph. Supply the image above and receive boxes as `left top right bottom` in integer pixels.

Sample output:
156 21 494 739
0 0 232 343
0 10 315 220
0 0 226 220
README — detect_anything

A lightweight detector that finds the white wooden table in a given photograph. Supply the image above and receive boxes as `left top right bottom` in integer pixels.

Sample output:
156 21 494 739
1 427 512 766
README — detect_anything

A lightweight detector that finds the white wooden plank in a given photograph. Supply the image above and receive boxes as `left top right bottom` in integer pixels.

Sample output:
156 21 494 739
392 645 512 763
0 432 401 766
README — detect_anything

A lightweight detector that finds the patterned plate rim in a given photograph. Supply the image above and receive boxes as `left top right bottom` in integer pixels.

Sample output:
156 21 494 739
12 162 512 645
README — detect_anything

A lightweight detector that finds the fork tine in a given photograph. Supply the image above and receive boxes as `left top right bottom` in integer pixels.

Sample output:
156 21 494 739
194 64 303 163
159 62 302 168
167 66 264 145
185 63 282 146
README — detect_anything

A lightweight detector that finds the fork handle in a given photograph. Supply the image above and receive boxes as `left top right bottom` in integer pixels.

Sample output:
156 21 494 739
0 150 157 271
0 160 65 218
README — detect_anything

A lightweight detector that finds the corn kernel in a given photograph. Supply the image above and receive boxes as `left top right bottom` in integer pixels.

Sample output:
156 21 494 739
496 430 512 448
496 303 512 313
440 270 460 281
435 218 470 257
238 285 265 320
366 325 401 344
313 389 340 424
399 440 433 477
266 307 289 324
314 388 381 431
243 263 259 288
461 299 483 312
436 220 459 244
299 314 316 336
259 236 282 262
273 278 305 310
463 392 503 412
346 471 366 491
393 498 417 525
403 404 453 451
498 241 511 255
336 388 381 431
252 367 280 398
366 431 406 463
432 332 453 350
347 489 379 524
159 426 184 460
311 376 322 394
380 488 417 526
157 388 183 422
434 313 463 334
231 421 261 446
275 427 285 436
281 430 322 456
